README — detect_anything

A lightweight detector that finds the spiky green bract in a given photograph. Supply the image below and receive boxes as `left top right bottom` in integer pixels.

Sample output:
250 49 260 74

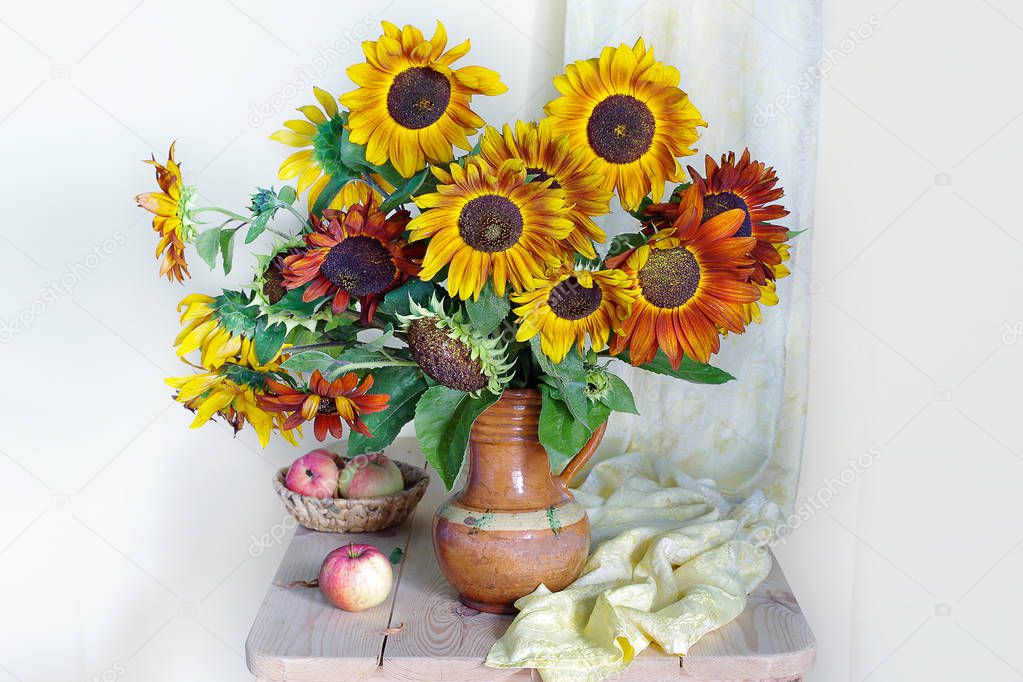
398 296 513 396
246 237 335 334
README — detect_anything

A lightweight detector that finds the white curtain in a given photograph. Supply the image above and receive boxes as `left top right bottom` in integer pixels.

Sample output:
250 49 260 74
566 0 821 514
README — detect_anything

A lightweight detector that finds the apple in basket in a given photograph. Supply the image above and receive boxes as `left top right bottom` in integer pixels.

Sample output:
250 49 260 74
337 453 404 499
319 542 393 612
284 450 340 498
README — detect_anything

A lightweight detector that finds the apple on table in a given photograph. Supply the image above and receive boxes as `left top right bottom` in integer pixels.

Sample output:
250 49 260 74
319 543 393 612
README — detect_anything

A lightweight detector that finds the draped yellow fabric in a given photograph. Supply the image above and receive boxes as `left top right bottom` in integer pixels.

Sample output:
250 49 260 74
485 451 780 682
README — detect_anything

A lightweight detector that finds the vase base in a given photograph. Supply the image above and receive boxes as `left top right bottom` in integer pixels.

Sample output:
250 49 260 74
458 595 517 616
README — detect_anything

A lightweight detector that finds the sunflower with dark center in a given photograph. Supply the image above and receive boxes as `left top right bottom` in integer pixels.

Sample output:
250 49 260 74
135 142 196 283
280 200 423 323
340 21 507 178
609 186 761 367
478 120 612 259
408 158 574 300
545 39 706 211
399 297 512 395
512 267 638 363
687 149 790 286
257 370 390 441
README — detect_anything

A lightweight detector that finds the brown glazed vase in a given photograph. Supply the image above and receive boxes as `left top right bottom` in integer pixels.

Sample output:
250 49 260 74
431 388 606 614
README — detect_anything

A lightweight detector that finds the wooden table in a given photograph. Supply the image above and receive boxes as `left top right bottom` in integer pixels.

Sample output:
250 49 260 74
246 440 816 681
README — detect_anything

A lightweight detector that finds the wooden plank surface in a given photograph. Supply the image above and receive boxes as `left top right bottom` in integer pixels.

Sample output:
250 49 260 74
245 440 422 681
246 438 816 681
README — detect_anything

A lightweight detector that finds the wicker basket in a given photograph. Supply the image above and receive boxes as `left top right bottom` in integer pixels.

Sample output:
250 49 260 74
274 459 429 533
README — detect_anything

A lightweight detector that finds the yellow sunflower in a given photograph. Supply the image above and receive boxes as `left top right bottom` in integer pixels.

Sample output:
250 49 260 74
167 371 300 447
340 20 507 178
478 120 611 259
407 158 574 300
174 294 284 370
545 39 705 211
512 267 638 363
270 87 392 211
135 142 196 283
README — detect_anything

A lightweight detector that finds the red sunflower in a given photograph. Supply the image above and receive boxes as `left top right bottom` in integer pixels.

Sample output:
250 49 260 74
257 370 390 441
643 149 789 285
689 149 789 285
609 185 760 367
281 200 423 323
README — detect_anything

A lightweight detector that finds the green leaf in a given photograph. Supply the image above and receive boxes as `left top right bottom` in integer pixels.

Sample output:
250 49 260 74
360 328 395 353
266 285 325 318
280 350 339 375
277 185 297 206
464 281 510 335
379 166 430 213
284 326 322 347
244 212 270 244
414 386 500 490
213 290 260 336
603 373 638 414
195 227 221 269
377 278 439 318
388 547 404 564
348 365 428 456
616 350 735 384
254 319 287 366
219 227 238 275
787 228 808 239
538 384 593 472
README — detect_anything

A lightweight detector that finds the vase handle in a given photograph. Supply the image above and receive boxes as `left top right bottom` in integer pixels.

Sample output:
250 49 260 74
555 421 607 491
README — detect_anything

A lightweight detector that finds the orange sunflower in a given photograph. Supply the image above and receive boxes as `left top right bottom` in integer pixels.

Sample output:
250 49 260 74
258 370 390 441
687 149 789 285
408 158 574 300
135 142 196 283
478 120 611 259
545 39 705 211
609 186 760 367
280 200 423 323
340 21 507 178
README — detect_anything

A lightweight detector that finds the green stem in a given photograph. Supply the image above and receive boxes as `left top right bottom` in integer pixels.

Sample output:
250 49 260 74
332 360 419 375
194 206 248 221
361 173 390 200
281 204 313 230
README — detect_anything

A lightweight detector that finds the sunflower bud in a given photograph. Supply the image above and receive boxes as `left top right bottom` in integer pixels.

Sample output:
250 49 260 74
584 369 611 402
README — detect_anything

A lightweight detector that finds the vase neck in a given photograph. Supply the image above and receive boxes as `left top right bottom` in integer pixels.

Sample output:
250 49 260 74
460 389 568 510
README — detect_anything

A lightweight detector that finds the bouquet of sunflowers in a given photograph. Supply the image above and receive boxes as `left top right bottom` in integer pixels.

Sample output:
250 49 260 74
137 21 795 489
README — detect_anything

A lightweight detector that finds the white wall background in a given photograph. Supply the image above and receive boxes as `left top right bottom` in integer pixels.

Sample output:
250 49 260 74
0 1 1020 681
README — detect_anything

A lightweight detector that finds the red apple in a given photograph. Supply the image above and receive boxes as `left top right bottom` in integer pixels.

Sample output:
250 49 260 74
318 543 393 612
285 450 340 498
338 453 404 499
